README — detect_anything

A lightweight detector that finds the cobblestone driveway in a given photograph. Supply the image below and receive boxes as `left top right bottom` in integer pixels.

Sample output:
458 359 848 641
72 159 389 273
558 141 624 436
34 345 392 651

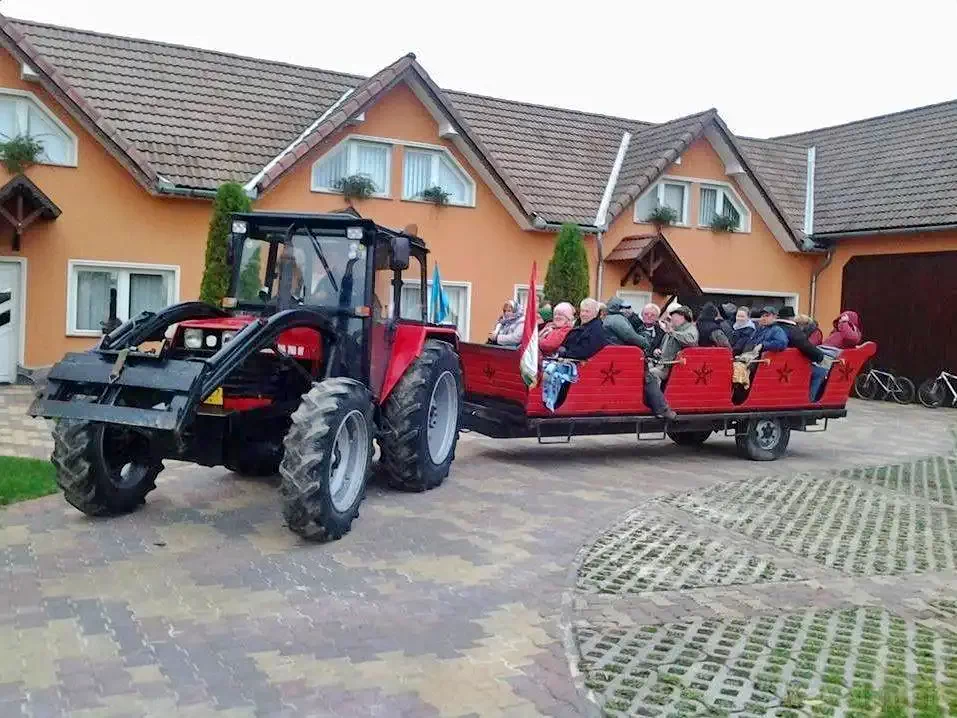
1 382 954 717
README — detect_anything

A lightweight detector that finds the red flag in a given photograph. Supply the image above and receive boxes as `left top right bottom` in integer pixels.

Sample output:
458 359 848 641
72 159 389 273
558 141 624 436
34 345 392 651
519 263 539 388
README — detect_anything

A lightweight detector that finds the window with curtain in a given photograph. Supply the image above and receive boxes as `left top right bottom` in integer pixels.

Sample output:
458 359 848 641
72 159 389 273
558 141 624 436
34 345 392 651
402 148 475 205
514 285 545 310
698 184 748 230
70 264 175 334
311 139 390 195
399 282 470 339
634 180 688 224
0 92 76 165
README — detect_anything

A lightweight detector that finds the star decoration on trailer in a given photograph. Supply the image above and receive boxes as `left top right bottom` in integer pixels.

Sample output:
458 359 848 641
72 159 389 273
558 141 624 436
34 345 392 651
777 363 794 384
837 362 855 383
483 364 496 380
600 362 622 386
693 363 713 385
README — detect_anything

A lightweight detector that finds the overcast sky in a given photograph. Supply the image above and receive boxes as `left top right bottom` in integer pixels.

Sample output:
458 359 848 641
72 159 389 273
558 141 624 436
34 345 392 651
6 0 957 137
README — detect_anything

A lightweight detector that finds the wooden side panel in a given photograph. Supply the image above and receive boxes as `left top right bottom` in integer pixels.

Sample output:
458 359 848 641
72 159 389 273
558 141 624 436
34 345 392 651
816 342 877 407
526 346 649 417
740 348 813 410
665 347 734 413
460 342 527 404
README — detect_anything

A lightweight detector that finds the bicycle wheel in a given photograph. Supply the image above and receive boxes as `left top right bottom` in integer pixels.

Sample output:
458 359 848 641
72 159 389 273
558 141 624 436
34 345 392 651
854 372 877 400
918 379 945 408
892 376 916 405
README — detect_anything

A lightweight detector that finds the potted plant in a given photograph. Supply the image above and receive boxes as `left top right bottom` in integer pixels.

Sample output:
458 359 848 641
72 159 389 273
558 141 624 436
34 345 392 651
710 213 739 233
646 205 679 228
419 185 450 206
334 174 377 202
0 135 44 174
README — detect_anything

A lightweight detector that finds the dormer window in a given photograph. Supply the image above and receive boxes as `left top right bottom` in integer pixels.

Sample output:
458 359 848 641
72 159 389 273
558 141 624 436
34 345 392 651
311 138 391 196
634 180 689 225
0 90 77 166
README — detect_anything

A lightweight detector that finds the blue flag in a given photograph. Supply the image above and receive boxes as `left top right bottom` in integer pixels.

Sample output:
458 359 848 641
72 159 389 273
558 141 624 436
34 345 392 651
430 263 451 325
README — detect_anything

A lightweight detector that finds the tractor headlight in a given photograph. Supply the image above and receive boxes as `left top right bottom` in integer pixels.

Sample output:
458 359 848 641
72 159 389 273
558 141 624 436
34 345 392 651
205 334 218 349
222 330 237 344
183 329 203 349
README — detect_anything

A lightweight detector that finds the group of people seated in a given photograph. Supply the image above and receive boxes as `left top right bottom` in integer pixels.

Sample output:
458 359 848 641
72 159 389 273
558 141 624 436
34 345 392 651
488 294 863 418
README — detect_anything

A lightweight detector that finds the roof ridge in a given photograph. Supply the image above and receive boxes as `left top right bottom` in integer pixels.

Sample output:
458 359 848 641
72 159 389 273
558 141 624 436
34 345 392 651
772 96 957 140
736 135 808 150
448 87 651 126
10 16 369 81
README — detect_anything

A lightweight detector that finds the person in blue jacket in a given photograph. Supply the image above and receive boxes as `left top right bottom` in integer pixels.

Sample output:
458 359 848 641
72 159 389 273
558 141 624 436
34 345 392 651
742 306 788 353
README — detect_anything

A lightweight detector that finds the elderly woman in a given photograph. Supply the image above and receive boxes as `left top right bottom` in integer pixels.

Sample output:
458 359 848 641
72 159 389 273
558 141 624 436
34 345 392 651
488 299 525 347
558 298 607 360
539 302 575 355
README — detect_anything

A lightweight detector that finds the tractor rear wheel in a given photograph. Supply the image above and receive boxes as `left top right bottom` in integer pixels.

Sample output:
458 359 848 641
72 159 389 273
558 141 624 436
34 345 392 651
279 378 373 540
380 339 463 492
735 417 790 461
51 421 162 515
667 430 712 447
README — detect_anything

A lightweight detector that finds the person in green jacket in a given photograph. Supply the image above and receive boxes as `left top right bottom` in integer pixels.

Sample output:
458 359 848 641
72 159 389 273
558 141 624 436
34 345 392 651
602 297 650 350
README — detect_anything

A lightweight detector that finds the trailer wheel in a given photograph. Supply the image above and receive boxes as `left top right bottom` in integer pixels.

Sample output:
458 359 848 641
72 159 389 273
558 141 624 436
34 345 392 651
51 421 162 516
380 339 463 492
280 379 373 540
735 418 790 461
667 430 712 447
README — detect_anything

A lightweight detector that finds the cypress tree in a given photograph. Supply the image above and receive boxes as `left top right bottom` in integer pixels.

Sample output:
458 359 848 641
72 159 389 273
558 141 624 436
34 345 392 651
199 182 251 306
543 223 590 308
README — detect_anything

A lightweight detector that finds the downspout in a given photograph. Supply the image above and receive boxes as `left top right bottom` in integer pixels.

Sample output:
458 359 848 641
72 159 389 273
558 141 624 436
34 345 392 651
809 248 834 318
595 231 604 297
593 131 632 298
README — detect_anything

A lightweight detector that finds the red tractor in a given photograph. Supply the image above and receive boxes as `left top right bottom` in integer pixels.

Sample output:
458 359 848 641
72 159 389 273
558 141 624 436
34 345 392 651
30 212 463 540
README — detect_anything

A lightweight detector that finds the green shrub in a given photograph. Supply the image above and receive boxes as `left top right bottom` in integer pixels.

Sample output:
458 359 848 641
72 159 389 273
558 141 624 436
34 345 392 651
237 246 263 301
199 182 251 306
0 135 44 174
543 222 590 307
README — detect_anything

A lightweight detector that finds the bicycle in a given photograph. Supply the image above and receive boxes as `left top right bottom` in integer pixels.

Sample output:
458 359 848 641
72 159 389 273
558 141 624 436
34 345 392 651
918 370 957 408
853 367 915 404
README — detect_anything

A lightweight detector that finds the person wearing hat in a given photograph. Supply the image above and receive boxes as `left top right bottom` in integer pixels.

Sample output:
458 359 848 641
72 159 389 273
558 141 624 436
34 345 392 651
777 306 832 400
602 297 650 349
645 305 699 421
742 306 788 354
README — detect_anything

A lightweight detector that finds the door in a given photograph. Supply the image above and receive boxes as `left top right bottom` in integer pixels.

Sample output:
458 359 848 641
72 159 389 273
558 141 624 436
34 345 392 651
0 263 20 384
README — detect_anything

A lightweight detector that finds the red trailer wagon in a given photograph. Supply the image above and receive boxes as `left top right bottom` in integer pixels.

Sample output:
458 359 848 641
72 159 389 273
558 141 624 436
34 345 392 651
459 341 876 460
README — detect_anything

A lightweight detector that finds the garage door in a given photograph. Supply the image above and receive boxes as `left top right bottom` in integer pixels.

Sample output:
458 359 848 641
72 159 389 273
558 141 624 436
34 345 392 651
0 263 20 384
842 251 957 383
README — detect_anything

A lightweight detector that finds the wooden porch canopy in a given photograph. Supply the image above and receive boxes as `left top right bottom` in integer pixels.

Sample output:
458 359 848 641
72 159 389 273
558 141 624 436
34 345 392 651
606 232 702 298
0 175 61 251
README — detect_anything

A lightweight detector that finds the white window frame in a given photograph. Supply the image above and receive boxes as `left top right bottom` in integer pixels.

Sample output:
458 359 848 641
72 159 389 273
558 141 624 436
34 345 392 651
633 178 691 226
66 260 180 337
0 88 78 167
402 146 476 207
697 181 752 233
700 287 798 310
616 290 653 310
310 136 392 197
513 283 545 310
396 279 471 341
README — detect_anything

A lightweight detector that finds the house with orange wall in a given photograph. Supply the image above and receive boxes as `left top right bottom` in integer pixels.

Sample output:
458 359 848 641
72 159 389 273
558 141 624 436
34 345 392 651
0 16 954 384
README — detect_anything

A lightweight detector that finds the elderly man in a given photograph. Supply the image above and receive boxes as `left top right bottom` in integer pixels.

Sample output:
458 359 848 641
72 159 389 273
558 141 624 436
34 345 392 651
603 297 650 349
630 303 665 352
558 298 607 360
645 306 699 421
743 306 788 354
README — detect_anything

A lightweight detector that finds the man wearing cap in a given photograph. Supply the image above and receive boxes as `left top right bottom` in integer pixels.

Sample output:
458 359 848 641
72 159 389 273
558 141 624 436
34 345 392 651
645 305 699 421
602 297 650 349
742 306 789 354
777 306 832 399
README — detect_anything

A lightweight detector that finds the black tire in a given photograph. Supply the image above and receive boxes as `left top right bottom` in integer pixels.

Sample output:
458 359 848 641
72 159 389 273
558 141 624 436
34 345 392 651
918 379 945 409
891 376 916 405
380 339 463 492
667 430 712 447
51 421 162 516
854 372 877 400
735 418 790 461
279 378 373 541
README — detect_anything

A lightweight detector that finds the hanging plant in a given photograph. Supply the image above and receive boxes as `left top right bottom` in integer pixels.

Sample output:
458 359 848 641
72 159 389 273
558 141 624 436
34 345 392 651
419 185 450 206
0 135 44 174
710 213 739 233
334 174 377 202
646 205 679 228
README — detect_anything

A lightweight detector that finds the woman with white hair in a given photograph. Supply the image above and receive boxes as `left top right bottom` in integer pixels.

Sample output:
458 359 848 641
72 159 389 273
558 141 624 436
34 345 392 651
557 298 607 360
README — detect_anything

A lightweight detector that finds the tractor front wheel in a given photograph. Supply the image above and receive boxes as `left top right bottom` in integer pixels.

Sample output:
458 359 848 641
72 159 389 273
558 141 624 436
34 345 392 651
380 339 463 492
279 379 373 540
51 421 163 515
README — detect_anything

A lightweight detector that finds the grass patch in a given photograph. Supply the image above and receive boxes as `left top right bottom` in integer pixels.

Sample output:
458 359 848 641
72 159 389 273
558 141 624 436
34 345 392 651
0 456 57 506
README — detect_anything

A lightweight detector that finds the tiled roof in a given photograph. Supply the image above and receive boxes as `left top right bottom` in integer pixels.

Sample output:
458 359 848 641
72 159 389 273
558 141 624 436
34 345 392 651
605 110 717 222
604 234 657 261
736 137 808 240
775 99 957 234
